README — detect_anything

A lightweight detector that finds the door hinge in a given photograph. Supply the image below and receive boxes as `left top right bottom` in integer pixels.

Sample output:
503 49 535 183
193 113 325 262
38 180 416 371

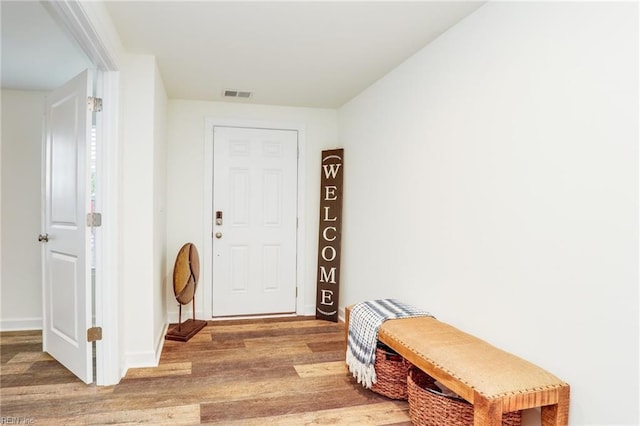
88 96 103 112
296 287 298 298
87 327 102 342
87 212 102 227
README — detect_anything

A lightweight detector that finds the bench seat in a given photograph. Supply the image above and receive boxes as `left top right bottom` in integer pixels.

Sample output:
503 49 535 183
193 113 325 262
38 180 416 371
345 306 570 426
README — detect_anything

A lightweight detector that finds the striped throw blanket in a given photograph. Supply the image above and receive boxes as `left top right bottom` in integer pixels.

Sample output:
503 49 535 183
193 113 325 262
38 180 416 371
346 299 432 388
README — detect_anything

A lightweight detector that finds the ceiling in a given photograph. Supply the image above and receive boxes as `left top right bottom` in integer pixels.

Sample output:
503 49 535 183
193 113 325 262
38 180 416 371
2 1 485 108
1 1 94 91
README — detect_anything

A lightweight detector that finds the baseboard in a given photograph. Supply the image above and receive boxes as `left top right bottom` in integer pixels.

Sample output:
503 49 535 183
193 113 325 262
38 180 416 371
167 309 205 324
122 321 170 372
0 317 42 331
122 350 159 372
154 323 169 364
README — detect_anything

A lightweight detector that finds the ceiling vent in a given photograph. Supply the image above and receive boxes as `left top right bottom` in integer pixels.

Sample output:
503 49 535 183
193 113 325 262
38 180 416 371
223 89 252 99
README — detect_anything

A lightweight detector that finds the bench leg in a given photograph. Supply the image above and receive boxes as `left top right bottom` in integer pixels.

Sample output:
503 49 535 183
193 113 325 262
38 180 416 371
541 386 570 426
473 397 502 426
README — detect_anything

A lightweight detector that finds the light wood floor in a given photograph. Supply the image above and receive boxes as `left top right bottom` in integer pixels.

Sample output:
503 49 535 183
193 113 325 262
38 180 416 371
1 316 410 425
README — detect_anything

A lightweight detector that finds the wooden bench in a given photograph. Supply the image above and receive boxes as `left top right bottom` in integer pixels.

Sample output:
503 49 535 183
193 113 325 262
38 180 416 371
345 306 570 426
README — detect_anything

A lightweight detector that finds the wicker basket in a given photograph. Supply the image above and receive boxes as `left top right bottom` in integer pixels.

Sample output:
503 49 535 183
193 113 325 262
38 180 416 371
371 342 411 400
407 367 522 426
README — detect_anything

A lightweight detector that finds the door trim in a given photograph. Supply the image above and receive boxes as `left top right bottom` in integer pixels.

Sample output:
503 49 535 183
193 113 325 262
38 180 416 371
203 118 307 319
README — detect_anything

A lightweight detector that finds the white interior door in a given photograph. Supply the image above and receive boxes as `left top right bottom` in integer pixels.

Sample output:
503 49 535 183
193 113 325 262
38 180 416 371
212 126 298 316
42 70 93 384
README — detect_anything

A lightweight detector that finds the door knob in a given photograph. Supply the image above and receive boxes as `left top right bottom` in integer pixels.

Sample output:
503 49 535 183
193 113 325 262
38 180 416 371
38 233 49 242
215 232 222 239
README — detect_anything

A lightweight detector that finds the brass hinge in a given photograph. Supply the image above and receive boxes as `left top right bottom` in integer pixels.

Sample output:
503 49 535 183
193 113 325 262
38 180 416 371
88 96 103 112
87 327 102 342
87 212 102 227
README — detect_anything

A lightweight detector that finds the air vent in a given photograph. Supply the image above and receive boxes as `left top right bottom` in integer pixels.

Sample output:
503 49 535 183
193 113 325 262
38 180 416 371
223 89 252 99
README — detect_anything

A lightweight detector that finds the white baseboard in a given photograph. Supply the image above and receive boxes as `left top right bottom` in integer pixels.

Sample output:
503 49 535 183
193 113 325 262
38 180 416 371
167 309 205 324
122 350 159 371
0 317 42 331
122 322 169 373
154 323 168 364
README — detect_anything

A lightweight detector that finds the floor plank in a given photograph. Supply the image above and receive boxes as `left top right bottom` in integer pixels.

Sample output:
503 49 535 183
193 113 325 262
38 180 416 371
0 317 410 424
123 362 192 379
203 401 411 425
294 360 348 378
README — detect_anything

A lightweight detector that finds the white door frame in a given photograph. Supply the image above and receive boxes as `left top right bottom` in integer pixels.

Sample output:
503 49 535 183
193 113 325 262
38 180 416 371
203 118 307 318
47 1 121 385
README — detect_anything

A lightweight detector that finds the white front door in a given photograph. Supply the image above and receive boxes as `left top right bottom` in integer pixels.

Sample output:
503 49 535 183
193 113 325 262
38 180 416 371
42 70 93 384
212 126 298 316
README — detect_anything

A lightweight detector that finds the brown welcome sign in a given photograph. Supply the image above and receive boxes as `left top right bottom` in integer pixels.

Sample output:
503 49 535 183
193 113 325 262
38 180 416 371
315 149 344 322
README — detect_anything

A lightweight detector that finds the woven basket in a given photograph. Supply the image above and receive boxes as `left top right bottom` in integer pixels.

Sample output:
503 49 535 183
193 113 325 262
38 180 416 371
407 367 522 426
371 343 411 400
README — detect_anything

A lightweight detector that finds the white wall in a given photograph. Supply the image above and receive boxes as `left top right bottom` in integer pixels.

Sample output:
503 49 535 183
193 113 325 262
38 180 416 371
338 2 638 426
119 54 168 372
166 100 338 319
0 90 47 330
152 60 168 352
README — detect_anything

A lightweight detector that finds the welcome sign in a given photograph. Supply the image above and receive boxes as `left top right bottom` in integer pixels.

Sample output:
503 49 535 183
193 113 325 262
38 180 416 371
315 149 344 322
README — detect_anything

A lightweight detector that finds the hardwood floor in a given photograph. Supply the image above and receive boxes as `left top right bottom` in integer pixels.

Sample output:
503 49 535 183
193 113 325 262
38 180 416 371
1 317 411 425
